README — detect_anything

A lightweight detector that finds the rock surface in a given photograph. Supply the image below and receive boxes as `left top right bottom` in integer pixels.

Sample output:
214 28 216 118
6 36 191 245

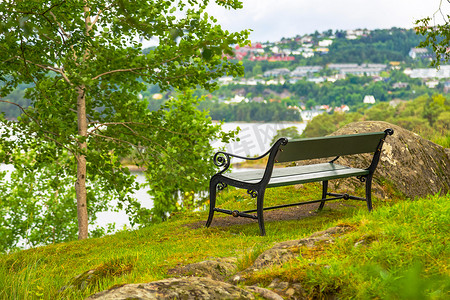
167 257 238 281
246 225 352 271
85 277 257 300
329 121 450 199
86 226 352 299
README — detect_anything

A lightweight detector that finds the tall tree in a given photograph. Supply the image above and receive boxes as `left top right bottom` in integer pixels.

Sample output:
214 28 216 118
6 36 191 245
0 0 249 240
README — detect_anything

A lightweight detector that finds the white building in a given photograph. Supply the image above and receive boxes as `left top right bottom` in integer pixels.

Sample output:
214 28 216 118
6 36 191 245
224 95 249 104
363 95 376 104
318 39 333 47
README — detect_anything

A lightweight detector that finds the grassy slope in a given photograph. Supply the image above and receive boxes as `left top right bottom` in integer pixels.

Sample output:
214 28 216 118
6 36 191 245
0 183 448 299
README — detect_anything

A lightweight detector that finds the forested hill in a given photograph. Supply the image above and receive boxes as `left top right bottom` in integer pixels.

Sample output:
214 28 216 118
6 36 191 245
314 28 423 64
238 27 426 72
0 28 431 119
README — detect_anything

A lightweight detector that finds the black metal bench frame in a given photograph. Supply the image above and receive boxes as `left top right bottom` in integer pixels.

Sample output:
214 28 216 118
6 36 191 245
205 129 394 236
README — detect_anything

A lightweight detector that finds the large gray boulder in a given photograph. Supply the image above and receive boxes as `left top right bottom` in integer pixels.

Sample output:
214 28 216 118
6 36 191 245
328 121 450 199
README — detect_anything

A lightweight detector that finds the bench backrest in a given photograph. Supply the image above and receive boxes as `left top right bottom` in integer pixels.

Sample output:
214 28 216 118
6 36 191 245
275 131 387 163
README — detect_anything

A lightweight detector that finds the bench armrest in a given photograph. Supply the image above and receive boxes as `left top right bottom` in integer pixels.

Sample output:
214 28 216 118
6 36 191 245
213 148 272 175
213 138 288 175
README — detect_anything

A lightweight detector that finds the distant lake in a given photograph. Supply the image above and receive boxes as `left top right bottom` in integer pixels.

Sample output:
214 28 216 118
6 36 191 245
1 122 306 231
213 122 306 159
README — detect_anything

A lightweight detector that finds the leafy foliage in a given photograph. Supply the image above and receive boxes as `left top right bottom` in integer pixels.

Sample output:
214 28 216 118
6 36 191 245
0 137 130 252
0 0 249 243
141 91 239 221
270 126 301 144
415 1 450 68
301 93 450 147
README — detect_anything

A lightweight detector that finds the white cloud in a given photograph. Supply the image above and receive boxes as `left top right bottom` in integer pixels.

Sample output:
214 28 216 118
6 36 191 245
206 0 449 42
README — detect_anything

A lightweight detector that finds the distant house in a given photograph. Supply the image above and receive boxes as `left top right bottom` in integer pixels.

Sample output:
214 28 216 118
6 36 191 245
290 66 323 77
266 78 286 85
409 65 450 79
300 110 323 121
326 74 346 82
425 80 439 88
307 77 325 84
298 47 314 58
300 36 313 44
224 95 249 104
267 55 295 62
334 105 350 112
315 47 329 54
271 46 280 54
328 63 359 70
409 48 428 59
327 63 386 76
392 82 409 89
263 68 290 77
363 95 376 104
318 39 333 47
218 76 234 85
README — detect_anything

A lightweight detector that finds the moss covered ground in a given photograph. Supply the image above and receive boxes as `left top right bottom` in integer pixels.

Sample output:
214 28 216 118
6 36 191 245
0 183 448 299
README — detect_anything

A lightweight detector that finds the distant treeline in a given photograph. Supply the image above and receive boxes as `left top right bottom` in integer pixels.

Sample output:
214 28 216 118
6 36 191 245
241 28 426 76
301 93 450 148
199 100 301 122
0 28 435 120
208 70 432 107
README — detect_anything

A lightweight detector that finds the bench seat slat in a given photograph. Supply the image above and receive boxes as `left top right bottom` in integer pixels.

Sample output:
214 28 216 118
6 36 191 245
225 163 369 187
267 167 368 187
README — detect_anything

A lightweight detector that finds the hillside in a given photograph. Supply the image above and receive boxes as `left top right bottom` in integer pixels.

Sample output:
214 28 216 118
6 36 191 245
1 28 442 121
1 186 448 299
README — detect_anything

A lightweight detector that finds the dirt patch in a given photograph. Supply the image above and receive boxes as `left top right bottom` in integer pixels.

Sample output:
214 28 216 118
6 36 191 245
187 202 352 229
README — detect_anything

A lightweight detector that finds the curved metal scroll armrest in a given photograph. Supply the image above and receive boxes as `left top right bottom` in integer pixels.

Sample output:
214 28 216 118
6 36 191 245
213 138 288 175
384 128 394 136
213 148 272 175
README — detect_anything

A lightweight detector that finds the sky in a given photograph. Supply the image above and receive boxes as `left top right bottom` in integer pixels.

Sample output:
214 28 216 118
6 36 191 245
204 0 450 43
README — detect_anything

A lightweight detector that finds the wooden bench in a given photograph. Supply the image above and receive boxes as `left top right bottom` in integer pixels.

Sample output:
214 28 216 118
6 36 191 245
205 129 394 236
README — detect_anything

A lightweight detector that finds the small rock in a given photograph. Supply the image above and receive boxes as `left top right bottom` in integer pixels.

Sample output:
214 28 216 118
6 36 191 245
167 257 237 281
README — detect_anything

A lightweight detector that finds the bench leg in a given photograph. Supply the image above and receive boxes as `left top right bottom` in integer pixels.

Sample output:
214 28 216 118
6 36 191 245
318 180 328 211
365 175 373 211
205 178 218 228
256 189 266 236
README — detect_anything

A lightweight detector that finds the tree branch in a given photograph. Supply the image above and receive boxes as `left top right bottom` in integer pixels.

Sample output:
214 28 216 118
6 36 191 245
91 67 149 80
87 121 205 136
13 55 72 85
91 49 188 81
88 132 151 162
0 99 39 124
88 1 118 31
48 11 71 40
6 0 66 16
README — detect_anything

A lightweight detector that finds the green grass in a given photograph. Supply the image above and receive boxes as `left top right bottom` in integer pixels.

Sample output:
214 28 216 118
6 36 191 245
0 183 448 299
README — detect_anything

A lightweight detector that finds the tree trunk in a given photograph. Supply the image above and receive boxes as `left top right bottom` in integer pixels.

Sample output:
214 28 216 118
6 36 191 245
74 2 92 240
76 85 88 240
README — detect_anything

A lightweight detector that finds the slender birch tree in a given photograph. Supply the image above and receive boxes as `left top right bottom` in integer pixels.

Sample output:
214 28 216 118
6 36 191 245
0 0 249 240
